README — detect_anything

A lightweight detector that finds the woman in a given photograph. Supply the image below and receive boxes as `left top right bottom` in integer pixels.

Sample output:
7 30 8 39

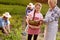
44 0 60 40
21 3 34 36
26 3 34 16
26 3 43 40
0 12 11 35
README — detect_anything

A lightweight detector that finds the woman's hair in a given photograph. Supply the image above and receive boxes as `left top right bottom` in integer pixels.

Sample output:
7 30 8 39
35 3 42 10
48 0 57 5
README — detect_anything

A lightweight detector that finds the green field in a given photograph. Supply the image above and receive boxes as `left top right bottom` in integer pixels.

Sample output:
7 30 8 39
0 0 32 6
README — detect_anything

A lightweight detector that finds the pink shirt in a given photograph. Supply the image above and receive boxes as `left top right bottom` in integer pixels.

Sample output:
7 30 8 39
27 11 43 35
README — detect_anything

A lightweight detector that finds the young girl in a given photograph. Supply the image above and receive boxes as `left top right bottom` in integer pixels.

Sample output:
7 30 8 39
26 3 43 40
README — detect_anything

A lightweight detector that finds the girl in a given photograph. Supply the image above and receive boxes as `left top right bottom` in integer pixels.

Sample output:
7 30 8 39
21 3 34 36
26 3 43 40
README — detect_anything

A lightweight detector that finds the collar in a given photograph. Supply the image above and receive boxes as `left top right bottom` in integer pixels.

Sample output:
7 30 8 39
49 5 59 11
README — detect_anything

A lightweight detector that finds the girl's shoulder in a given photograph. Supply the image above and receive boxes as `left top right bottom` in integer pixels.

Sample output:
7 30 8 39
39 13 43 16
39 13 43 19
40 13 43 15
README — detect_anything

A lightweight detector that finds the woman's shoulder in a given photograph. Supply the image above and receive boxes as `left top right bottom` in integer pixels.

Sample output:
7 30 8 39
28 10 34 15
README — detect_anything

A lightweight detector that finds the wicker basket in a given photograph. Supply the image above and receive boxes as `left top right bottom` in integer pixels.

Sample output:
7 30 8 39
28 20 40 26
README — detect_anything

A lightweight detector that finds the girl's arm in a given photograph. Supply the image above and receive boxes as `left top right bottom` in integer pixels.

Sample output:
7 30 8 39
40 20 43 25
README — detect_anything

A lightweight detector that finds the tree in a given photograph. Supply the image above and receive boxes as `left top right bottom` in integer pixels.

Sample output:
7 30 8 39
57 0 60 7
32 0 48 3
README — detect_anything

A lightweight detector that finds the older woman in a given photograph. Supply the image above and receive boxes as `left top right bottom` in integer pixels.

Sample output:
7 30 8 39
26 3 43 40
0 12 11 35
44 0 60 40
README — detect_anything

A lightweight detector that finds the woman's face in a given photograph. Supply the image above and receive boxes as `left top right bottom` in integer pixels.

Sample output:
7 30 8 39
35 5 41 11
48 0 55 8
28 4 33 9
3 16 8 20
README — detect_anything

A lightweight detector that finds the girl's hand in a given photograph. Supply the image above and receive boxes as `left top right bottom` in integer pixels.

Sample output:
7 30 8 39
40 20 43 25
29 25 40 29
34 26 40 29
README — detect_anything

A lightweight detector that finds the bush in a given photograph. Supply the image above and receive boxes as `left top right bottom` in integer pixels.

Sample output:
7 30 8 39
0 4 26 16
0 4 49 16
0 0 32 6
41 3 49 16
32 0 48 3
57 0 60 7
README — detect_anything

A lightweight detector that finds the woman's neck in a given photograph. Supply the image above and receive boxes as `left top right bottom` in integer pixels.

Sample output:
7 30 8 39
50 5 56 11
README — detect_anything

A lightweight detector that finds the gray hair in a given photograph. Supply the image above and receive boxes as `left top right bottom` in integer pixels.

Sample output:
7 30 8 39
48 0 57 5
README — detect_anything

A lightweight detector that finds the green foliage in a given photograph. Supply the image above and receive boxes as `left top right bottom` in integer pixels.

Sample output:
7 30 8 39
57 0 60 7
0 0 32 6
41 24 45 33
0 4 26 16
0 15 22 40
56 32 60 40
0 4 49 16
41 3 49 16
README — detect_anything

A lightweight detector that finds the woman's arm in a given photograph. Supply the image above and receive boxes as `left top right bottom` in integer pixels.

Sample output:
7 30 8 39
2 22 8 34
26 14 31 25
4 20 11 33
43 17 55 24
7 21 10 33
43 11 56 23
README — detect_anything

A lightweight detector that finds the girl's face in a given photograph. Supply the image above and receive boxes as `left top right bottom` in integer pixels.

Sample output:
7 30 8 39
35 5 41 11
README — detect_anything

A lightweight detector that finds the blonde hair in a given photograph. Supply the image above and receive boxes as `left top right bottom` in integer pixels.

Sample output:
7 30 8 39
48 0 57 5
35 3 42 10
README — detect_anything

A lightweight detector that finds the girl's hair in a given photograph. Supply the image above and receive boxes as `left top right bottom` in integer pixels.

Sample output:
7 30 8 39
35 3 42 10
33 3 42 20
